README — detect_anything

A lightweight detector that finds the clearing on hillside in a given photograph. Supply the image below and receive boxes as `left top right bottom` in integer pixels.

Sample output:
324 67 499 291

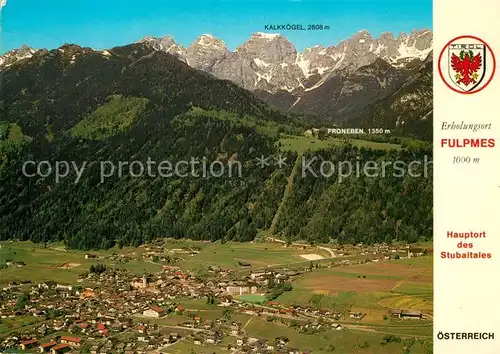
278 135 402 154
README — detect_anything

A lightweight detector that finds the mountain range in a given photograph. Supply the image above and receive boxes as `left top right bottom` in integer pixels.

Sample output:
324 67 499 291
0 37 432 249
1 29 433 139
137 29 432 92
136 29 433 135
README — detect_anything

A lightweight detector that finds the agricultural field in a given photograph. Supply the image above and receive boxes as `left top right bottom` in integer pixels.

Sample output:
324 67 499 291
0 241 162 285
276 256 433 326
0 315 41 335
242 316 431 354
238 294 267 304
378 295 432 313
174 241 330 270
278 135 402 154
137 305 432 353
0 241 433 353
0 240 331 285
164 337 237 354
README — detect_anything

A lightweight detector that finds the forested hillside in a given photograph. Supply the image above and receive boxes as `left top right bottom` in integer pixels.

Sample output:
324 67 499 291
275 147 432 245
0 43 432 249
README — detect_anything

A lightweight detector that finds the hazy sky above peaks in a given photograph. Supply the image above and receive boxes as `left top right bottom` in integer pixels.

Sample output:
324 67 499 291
1 0 432 53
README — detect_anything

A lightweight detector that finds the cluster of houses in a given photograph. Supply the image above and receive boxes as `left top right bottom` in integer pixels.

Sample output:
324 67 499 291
0 262 303 353
332 243 429 260
136 242 199 263
285 305 340 319
19 336 81 353
1 240 430 353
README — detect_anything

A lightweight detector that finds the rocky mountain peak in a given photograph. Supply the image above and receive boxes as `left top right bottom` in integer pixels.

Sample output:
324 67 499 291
138 35 176 50
17 44 34 54
380 32 396 41
137 35 187 61
251 32 282 40
408 29 433 51
354 29 372 39
3 28 432 93
131 29 432 94
186 34 229 71
304 45 325 53
191 34 228 50
58 43 86 52
0 45 36 69
236 32 296 63
412 28 432 36
396 32 410 42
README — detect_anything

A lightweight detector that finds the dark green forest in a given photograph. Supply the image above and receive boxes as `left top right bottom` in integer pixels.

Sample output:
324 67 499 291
0 43 432 250
275 147 432 245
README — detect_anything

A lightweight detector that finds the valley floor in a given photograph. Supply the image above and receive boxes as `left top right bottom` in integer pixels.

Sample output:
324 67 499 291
0 240 433 354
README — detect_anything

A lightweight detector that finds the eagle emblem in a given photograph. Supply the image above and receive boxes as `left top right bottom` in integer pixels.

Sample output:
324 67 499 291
448 44 486 92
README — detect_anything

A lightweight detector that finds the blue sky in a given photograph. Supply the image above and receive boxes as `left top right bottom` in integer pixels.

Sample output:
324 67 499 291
1 0 431 54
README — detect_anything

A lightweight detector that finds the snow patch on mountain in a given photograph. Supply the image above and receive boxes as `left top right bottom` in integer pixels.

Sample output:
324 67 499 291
253 58 270 68
392 40 432 61
256 71 273 84
304 74 331 92
316 66 331 75
253 32 281 40
129 29 432 93
291 97 301 108
3 29 431 91
295 54 311 76
196 34 226 48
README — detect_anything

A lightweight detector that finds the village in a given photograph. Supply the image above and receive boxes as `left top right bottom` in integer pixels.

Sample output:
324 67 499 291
0 241 431 353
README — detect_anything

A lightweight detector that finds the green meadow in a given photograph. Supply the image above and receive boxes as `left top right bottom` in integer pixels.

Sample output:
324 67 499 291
0 241 162 285
0 240 329 285
275 256 433 324
238 294 267 304
242 316 430 354
278 135 402 154
175 241 321 270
